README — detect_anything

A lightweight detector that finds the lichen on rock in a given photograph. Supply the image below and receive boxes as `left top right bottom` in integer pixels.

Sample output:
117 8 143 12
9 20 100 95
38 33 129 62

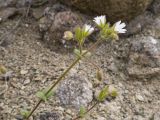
56 71 93 110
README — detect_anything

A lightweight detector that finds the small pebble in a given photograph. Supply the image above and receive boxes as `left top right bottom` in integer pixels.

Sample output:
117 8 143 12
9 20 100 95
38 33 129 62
136 94 144 102
20 70 28 75
23 79 31 85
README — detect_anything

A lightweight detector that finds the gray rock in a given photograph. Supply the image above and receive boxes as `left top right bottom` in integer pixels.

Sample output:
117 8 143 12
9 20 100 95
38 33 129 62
126 11 153 36
153 111 160 120
0 0 17 8
144 16 160 38
0 0 32 8
0 7 17 22
60 0 153 22
127 36 160 78
39 5 84 48
150 0 160 14
38 112 60 120
57 73 93 110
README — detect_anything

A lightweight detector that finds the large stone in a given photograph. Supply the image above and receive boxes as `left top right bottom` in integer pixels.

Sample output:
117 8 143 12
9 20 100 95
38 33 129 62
0 8 17 22
127 36 160 78
150 0 160 14
39 5 84 48
57 73 93 110
60 0 153 22
0 0 46 8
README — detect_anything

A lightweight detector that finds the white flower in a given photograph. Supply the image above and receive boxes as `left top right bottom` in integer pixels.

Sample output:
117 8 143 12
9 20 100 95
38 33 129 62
84 24 94 35
114 21 126 33
93 15 106 27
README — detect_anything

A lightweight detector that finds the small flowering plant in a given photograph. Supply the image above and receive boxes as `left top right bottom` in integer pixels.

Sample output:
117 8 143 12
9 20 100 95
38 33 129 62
21 16 126 120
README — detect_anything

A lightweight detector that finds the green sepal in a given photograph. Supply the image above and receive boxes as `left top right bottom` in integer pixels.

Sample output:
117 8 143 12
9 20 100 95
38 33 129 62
97 86 109 102
110 90 118 97
75 27 82 42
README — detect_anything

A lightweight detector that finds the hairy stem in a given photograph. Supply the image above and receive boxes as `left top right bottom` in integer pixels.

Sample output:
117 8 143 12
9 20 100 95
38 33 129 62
26 40 102 119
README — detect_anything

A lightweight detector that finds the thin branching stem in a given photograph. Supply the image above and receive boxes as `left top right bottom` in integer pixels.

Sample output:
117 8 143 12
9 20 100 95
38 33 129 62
26 39 102 119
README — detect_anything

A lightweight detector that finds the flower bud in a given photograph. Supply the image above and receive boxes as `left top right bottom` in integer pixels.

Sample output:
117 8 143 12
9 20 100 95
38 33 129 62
63 31 73 40
108 85 118 97
96 69 103 81
0 65 7 74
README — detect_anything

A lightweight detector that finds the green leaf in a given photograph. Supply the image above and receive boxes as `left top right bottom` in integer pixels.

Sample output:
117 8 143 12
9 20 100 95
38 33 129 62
43 88 54 99
97 86 109 102
74 49 81 57
79 106 86 118
82 50 91 57
20 110 30 118
36 91 47 102
36 88 54 102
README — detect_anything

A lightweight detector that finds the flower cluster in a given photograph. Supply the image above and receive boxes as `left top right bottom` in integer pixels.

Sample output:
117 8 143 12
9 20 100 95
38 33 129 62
93 15 126 40
93 15 126 34
63 15 126 42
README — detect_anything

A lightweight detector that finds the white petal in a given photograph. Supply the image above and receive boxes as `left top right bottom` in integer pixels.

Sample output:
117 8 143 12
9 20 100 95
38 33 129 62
114 21 126 33
93 15 106 26
84 24 94 34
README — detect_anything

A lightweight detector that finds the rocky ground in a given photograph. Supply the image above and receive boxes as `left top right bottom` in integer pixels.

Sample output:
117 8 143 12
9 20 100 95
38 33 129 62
0 1 160 120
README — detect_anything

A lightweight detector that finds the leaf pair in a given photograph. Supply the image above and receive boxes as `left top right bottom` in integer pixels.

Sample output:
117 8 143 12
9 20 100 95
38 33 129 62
20 110 31 118
79 106 86 118
74 49 91 58
36 88 54 102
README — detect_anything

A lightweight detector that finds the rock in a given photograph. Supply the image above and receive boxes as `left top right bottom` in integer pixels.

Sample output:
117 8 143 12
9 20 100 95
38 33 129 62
150 0 160 14
0 0 16 8
0 0 31 8
144 16 160 38
135 93 144 102
57 73 93 110
39 5 84 48
126 11 153 36
153 111 160 120
0 7 17 22
60 0 153 22
20 70 28 75
127 36 160 78
38 112 60 120
23 79 30 85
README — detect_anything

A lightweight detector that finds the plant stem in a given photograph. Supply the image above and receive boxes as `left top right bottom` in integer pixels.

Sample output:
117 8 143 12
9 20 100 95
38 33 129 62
26 40 102 119
72 102 99 120
26 57 81 119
